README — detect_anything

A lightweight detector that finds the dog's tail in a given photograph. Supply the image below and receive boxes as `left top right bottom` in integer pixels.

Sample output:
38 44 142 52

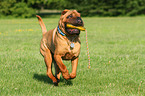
36 15 47 35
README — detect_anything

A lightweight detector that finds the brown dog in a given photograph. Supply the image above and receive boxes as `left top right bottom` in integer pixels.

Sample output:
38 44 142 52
36 9 84 86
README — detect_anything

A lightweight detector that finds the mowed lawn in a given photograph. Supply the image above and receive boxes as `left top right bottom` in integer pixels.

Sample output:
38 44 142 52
0 16 144 96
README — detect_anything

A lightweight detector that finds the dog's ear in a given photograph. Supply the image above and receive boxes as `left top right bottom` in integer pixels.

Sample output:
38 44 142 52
73 10 81 17
61 9 70 15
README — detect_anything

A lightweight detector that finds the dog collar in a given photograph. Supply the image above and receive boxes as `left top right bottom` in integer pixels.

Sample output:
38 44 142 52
57 26 66 36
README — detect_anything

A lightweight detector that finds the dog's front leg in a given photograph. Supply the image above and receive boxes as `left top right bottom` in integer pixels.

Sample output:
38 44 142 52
54 55 70 80
70 57 79 79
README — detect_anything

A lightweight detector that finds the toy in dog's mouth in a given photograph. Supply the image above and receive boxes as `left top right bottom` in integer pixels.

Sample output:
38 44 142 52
66 24 86 35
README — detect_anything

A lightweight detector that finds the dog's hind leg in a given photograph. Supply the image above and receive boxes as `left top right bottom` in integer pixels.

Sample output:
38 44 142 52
54 61 61 82
44 49 58 85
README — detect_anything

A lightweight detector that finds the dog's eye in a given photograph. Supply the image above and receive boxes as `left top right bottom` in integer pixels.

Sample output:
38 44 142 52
67 15 73 18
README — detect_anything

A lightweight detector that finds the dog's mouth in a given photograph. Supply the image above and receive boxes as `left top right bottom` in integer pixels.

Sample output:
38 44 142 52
65 24 85 35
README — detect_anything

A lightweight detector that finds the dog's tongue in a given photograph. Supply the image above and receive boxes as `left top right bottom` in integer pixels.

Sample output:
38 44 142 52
66 28 80 35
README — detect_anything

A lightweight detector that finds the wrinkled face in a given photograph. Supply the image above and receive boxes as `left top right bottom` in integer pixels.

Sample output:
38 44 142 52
59 10 84 35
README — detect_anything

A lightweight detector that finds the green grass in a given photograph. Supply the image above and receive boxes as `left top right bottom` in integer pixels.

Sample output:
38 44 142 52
0 16 144 96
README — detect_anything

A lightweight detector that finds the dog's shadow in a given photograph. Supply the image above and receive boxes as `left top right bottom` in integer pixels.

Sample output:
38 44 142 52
33 73 73 86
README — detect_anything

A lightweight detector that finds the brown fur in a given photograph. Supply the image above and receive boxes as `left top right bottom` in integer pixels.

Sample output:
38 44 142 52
36 10 84 86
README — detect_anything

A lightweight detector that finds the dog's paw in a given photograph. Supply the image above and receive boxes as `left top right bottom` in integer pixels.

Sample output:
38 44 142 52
70 73 76 79
53 81 58 86
62 71 70 80
56 78 60 83
63 74 70 80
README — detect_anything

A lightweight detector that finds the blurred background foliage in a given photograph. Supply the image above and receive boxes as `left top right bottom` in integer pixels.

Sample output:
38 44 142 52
0 0 145 18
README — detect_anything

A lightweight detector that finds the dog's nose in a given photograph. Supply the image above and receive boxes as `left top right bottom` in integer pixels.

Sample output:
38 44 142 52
77 17 83 26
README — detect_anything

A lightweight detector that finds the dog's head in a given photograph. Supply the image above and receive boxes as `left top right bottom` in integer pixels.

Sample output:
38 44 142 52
58 9 84 35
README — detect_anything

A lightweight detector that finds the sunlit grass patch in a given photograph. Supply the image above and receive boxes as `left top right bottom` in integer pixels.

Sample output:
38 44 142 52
0 17 144 95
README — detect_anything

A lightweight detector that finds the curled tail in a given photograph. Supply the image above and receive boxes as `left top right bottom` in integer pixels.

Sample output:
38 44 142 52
36 15 47 35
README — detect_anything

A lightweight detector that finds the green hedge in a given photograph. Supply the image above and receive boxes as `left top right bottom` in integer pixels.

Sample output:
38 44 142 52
0 0 145 18
71 0 145 16
0 0 35 18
